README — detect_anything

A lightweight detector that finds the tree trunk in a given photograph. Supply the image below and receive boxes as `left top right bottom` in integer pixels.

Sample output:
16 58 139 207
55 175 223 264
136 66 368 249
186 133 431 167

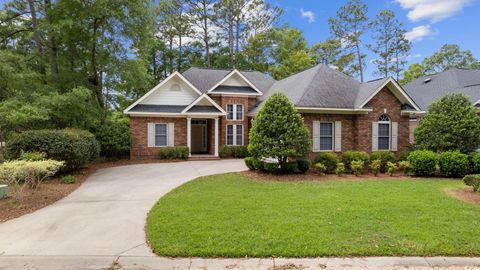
178 35 182 71
355 41 364 82
89 18 104 110
44 0 59 76
169 36 174 74
28 0 45 76
203 8 211 67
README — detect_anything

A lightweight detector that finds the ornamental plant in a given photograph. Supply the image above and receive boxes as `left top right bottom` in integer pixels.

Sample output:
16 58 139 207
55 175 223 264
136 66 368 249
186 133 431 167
336 163 345 176
407 150 437 176
350 160 364 176
463 174 480 192
438 151 470 178
370 159 381 176
314 163 327 176
314 152 338 174
414 93 480 153
387 162 397 176
0 159 64 190
248 93 310 171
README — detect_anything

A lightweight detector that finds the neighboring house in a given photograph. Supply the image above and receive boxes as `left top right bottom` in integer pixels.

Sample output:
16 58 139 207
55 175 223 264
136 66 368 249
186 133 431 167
404 68 480 143
124 64 422 159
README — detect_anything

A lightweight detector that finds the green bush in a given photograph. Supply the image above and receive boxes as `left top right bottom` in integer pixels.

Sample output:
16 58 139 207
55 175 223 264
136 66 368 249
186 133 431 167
397 149 412 162
0 159 64 190
296 159 311 173
281 161 298 174
313 152 338 174
370 151 395 172
350 160 364 176
342 151 369 169
370 159 381 176
95 119 130 157
0 152 3 164
248 92 310 169
387 161 397 176
314 163 327 176
158 146 189 160
336 163 345 176
244 157 256 170
219 145 249 158
472 152 480 174
398 161 411 174
463 174 480 192
264 162 279 174
438 151 470 178
252 159 265 172
19 151 46 161
4 129 99 170
62 175 76 184
407 150 437 176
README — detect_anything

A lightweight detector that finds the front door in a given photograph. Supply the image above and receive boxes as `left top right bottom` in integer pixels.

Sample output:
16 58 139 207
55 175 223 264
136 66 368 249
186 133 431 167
191 120 208 154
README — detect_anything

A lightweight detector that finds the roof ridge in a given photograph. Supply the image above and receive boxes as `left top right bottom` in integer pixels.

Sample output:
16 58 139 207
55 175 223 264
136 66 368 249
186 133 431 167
294 65 324 104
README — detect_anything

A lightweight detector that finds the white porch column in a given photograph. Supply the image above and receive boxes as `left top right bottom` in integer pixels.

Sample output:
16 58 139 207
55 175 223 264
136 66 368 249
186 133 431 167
214 117 219 157
187 117 192 157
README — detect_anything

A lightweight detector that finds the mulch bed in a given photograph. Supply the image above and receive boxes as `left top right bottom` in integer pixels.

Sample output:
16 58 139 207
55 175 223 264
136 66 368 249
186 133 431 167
447 188 480 206
0 158 178 223
241 170 412 182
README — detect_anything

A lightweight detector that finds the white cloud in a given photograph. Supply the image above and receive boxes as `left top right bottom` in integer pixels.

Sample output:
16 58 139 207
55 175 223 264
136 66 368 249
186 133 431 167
395 0 471 22
405 25 434 42
300 8 315 23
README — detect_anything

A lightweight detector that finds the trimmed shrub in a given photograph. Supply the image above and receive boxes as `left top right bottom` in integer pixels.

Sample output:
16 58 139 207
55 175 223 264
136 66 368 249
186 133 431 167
264 162 279 174
313 152 338 174
0 160 64 190
370 151 395 172
62 175 76 184
407 150 437 176
158 146 189 160
342 151 369 169
387 161 397 176
438 151 470 178
4 129 99 170
350 160 364 176
219 145 249 158
314 163 327 176
281 161 298 174
370 159 381 176
472 152 480 174
252 159 265 171
19 151 46 161
95 120 130 157
244 157 256 170
336 163 345 176
463 174 480 192
296 159 311 173
397 149 412 162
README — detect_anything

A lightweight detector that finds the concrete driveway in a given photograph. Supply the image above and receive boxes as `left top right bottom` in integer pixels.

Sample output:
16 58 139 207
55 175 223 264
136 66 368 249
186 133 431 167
0 159 247 257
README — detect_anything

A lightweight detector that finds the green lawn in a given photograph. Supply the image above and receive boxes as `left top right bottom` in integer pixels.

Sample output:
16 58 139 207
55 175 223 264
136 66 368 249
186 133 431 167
146 173 480 257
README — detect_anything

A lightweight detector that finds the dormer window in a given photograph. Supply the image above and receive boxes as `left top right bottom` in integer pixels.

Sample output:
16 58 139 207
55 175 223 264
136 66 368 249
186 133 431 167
170 83 181 91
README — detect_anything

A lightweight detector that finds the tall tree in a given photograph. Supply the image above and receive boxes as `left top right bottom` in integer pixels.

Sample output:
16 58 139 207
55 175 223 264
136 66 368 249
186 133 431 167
400 63 426 85
391 27 411 81
310 39 355 75
423 44 479 73
186 0 217 67
329 0 368 82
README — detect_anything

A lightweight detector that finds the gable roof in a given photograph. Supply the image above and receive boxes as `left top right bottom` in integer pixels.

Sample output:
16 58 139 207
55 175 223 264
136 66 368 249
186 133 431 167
404 68 480 110
182 94 226 114
260 64 420 111
182 67 275 94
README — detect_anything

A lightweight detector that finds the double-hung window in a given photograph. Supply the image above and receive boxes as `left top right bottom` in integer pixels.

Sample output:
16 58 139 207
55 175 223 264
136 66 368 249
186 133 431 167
155 124 168 147
227 124 243 146
378 114 390 150
226 104 243 120
319 122 333 151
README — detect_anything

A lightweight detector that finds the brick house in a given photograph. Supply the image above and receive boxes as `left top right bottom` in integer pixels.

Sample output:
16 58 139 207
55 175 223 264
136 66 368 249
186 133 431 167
124 64 423 159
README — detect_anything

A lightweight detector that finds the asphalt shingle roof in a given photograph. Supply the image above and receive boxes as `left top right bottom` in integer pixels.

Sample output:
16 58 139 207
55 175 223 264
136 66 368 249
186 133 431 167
186 105 222 113
129 104 186 113
210 85 259 94
404 68 480 110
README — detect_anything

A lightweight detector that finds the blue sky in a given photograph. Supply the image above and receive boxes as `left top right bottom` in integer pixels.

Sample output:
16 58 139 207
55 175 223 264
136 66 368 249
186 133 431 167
272 0 479 80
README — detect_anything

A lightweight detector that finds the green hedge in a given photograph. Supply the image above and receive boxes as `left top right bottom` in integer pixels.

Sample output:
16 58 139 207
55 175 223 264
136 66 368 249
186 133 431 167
95 120 130 157
219 145 249 158
342 151 369 169
158 146 189 160
472 152 480 174
4 129 99 170
438 151 470 178
463 174 480 192
370 151 395 173
407 150 437 176
313 152 338 174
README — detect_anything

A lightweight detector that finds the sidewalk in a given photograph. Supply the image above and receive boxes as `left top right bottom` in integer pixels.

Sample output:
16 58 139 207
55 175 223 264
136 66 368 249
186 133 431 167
1 255 480 270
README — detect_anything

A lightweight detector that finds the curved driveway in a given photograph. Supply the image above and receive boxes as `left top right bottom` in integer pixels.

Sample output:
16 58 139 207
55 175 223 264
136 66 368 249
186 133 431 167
0 159 246 257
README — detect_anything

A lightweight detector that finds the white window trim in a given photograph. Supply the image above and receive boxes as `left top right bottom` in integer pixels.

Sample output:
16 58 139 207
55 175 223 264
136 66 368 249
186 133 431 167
154 123 168 147
319 122 334 152
377 120 391 151
226 124 244 146
226 103 244 121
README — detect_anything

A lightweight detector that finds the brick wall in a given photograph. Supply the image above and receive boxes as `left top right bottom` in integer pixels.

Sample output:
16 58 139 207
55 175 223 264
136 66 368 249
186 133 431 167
130 117 187 159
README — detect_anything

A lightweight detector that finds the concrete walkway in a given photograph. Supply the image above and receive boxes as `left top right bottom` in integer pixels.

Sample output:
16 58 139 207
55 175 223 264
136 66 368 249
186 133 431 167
1 160 479 269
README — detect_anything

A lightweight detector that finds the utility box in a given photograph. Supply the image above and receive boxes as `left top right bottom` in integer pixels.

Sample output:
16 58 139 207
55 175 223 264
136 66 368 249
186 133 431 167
0 185 8 199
